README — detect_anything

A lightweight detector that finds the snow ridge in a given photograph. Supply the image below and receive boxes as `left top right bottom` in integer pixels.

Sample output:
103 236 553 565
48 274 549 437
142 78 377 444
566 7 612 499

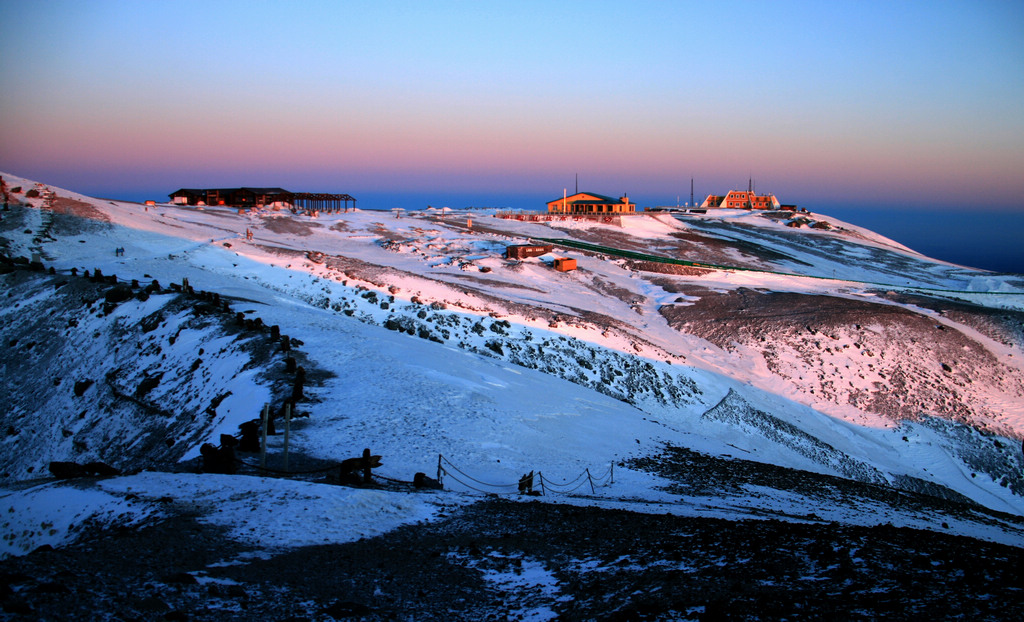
701 389 886 485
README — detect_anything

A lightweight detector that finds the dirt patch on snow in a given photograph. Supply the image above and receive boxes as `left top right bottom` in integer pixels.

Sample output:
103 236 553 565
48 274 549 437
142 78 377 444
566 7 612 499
252 244 307 261
629 261 716 276
583 274 644 305
667 229 803 267
258 216 322 237
878 290 1024 349
445 272 548 293
47 198 111 223
662 288 907 329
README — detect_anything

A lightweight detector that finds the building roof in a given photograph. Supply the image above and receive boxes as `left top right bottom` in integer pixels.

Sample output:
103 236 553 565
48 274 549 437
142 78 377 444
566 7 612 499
236 187 290 195
546 192 629 204
168 187 291 197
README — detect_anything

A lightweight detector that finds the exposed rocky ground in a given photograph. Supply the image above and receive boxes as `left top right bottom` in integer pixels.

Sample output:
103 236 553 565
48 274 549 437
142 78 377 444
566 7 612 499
3 484 1023 621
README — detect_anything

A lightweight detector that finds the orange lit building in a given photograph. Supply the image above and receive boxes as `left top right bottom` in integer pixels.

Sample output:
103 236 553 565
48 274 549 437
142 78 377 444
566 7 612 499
553 257 577 272
547 192 635 215
701 191 780 210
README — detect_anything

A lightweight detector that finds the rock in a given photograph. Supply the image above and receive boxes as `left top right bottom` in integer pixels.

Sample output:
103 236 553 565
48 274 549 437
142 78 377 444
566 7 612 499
163 572 198 585
135 595 170 613
224 584 248 599
1 596 33 615
136 374 162 397
73 379 94 397
49 461 89 479
201 442 237 474
414 473 443 490
49 461 119 478
84 461 120 476
31 581 71 594
322 600 373 619
238 421 261 452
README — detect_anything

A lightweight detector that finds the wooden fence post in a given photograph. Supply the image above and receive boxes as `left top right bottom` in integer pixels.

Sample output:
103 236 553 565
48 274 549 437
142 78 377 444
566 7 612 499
586 468 595 494
362 448 372 484
283 402 292 472
260 403 269 468
437 454 443 484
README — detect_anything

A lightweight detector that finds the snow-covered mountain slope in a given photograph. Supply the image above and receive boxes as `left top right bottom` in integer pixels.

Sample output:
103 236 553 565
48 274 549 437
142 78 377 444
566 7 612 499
0 270 284 476
2 171 1023 561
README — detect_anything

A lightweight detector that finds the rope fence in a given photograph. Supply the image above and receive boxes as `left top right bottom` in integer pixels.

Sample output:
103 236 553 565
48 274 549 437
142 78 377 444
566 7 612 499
233 457 337 476
437 454 614 497
231 451 614 499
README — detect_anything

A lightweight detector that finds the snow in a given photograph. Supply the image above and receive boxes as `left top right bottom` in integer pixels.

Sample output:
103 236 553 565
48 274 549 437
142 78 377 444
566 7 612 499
1 472 447 559
0 481 159 558
2 170 1023 559
98 472 443 549
447 549 563 621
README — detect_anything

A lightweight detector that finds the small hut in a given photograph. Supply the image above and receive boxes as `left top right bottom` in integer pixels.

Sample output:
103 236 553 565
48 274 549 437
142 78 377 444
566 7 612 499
553 257 577 272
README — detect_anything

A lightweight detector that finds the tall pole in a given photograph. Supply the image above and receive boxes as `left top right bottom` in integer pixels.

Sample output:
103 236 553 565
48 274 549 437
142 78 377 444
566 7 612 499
691 177 694 208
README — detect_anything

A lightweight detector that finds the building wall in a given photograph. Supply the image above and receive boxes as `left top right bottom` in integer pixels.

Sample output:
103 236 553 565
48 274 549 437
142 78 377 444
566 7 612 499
506 244 553 259
701 191 780 209
553 257 577 272
169 188 292 207
547 192 635 214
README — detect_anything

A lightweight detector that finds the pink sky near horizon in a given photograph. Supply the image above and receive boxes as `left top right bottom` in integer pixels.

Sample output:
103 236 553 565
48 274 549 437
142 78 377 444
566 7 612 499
2 1 1023 210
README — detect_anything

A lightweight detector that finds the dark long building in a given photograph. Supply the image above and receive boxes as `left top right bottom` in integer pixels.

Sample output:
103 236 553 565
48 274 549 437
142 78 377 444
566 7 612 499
168 187 356 211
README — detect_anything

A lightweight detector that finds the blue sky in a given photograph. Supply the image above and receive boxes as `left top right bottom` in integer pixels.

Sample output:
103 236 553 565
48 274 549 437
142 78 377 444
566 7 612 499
1 0 1023 213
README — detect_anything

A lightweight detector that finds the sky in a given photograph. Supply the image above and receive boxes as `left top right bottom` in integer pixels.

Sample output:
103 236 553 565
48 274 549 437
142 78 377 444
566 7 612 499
2 0 1023 216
